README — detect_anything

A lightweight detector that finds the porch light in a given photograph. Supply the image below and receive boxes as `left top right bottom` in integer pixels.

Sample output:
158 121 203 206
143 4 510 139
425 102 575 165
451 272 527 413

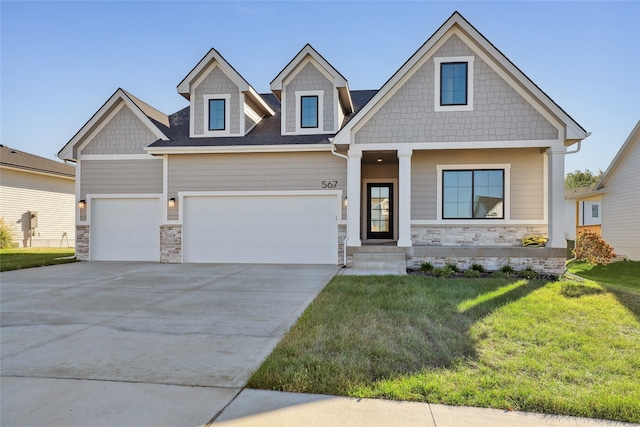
168 198 176 208
376 158 383 163
343 197 348 208
78 200 86 209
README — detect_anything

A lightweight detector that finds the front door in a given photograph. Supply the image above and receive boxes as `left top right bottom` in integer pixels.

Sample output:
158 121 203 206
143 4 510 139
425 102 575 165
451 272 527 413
367 183 393 240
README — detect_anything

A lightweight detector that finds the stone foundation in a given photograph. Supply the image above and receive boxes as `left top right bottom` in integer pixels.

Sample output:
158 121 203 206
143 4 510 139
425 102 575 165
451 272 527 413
160 225 182 263
411 225 548 247
406 255 566 275
76 225 90 261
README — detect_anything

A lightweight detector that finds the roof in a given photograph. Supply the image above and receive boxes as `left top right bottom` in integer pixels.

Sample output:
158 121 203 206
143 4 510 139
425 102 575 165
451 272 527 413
147 90 377 151
1 145 75 178
597 120 640 189
333 11 588 145
564 183 600 200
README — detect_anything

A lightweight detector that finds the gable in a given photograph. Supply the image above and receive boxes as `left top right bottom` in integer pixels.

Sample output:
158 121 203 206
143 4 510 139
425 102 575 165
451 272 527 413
354 33 559 144
192 66 241 136
81 104 159 155
284 62 335 133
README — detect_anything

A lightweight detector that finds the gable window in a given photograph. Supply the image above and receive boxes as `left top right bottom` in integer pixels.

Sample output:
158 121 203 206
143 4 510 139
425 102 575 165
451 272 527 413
434 56 474 112
300 95 319 128
442 169 504 219
208 99 225 131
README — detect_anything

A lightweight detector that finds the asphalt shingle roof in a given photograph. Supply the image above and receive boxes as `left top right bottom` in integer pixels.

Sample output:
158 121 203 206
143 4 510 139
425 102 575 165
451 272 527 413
1 145 75 178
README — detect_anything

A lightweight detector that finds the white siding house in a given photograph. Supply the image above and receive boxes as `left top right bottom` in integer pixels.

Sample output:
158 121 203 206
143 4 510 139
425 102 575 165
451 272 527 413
0 145 76 247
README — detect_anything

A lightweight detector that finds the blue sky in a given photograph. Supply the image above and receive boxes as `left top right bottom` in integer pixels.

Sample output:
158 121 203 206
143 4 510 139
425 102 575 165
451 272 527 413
1 1 638 175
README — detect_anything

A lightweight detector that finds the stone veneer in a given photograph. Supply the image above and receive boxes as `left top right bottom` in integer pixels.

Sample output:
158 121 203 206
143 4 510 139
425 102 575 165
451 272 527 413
160 225 182 263
405 254 566 275
337 224 347 265
411 225 548 247
75 225 90 261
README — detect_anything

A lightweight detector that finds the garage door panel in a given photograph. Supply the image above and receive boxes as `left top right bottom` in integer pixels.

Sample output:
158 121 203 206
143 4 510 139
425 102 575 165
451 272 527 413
183 195 337 264
91 198 160 262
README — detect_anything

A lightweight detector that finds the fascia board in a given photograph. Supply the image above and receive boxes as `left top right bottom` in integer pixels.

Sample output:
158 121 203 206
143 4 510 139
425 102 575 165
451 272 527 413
0 164 75 180
120 91 170 141
145 143 333 155
271 44 348 91
597 120 640 189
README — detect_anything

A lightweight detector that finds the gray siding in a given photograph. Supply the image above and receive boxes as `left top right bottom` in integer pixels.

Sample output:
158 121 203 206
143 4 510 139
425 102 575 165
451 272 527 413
284 62 335 133
602 136 640 260
355 34 558 144
82 105 158 155
80 159 163 197
411 148 544 221
193 66 240 135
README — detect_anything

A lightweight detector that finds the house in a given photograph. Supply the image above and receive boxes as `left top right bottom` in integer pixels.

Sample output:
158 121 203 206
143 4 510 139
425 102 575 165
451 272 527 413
0 145 75 247
57 12 589 274
565 183 602 240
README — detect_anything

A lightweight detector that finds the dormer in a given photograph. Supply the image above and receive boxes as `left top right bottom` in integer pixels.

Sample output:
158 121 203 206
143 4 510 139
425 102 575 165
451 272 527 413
271 44 353 136
177 49 274 138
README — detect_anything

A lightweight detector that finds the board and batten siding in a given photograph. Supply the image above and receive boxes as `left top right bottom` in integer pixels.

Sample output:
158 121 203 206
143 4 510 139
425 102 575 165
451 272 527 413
411 148 544 221
167 152 347 220
601 136 640 260
0 168 75 247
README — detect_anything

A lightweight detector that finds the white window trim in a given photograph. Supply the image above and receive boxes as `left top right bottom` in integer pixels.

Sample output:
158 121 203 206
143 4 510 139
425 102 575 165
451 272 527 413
434 56 474 112
436 163 511 222
203 94 231 136
295 90 324 134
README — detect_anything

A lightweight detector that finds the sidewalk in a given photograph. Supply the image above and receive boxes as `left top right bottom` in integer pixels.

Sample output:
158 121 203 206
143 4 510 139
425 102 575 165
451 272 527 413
213 389 637 427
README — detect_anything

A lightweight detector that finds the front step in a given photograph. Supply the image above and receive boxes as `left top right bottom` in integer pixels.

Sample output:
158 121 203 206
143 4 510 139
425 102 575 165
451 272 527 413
344 252 407 275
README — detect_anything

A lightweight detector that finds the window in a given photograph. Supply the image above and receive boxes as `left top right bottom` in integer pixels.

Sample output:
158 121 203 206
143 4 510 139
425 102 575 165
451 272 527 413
208 99 225 131
434 56 474 112
443 169 504 219
300 95 318 128
440 63 467 106
592 204 599 218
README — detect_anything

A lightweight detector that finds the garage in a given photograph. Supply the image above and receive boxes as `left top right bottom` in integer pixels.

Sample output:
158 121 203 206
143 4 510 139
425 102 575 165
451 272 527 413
182 193 338 264
90 198 160 261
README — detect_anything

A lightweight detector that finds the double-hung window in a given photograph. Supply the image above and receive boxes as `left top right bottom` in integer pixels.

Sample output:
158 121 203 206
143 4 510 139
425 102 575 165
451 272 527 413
434 56 474 112
300 95 318 128
443 169 504 219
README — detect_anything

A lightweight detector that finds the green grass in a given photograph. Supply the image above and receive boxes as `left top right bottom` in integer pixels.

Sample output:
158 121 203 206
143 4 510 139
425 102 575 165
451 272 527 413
568 260 640 291
0 247 76 271
248 275 640 423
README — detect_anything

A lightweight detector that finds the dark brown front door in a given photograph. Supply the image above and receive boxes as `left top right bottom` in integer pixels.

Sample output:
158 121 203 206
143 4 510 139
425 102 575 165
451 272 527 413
367 183 393 240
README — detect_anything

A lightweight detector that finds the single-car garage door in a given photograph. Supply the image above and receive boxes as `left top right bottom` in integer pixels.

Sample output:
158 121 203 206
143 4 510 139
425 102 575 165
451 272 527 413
183 194 338 264
91 198 160 261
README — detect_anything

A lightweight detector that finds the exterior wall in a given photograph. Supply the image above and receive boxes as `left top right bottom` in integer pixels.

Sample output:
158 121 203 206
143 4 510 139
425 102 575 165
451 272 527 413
75 225 89 260
79 159 163 221
564 200 576 240
167 152 347 220
354 34 558 144
0 168 75 247
284 62 335 133
193 66 240 135
601 137 640 260
160 225 182 263
578 199 602 226
411 148 544 221
82 105 158 155
411 225 547 247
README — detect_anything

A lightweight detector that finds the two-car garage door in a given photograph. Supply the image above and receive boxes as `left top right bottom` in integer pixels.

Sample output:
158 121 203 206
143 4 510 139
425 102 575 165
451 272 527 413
182 194 338 264
90 194 338 264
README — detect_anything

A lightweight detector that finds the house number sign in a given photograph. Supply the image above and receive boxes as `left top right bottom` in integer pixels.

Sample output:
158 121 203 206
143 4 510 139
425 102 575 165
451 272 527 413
321 180 339 188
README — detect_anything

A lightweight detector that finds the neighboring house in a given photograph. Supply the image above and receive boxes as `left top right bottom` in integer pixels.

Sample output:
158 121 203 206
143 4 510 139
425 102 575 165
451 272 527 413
57 12 589 274
0 145 76 247
565 184 602 240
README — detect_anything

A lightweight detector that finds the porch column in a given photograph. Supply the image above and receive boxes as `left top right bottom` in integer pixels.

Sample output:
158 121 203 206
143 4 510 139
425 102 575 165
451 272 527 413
397 148 413 247
547 146 567 248
346 150 362 247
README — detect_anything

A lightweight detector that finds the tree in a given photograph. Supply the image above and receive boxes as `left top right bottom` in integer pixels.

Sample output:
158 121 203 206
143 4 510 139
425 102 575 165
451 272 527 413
565 169 602 189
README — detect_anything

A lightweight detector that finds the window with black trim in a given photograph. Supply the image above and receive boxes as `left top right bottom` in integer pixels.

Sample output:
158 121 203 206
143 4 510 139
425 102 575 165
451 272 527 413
300 95 318 128
443 169 504 219
208 99 225 131
440 62 468 106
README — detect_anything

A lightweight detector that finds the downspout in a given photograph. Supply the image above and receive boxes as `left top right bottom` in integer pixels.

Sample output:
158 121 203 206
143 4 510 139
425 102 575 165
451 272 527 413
565 132 591 155
330 139 349 267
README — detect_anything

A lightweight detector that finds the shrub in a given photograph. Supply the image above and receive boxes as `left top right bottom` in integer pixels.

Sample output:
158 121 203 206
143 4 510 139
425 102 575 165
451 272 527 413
419 261 434 272
0 217 16 249
433 266 454 278
470 263 485 273
500 265 515 274
445 263 460 273
518 267 539 280
573 231 617 265
490 270 508 278
464 269 481 278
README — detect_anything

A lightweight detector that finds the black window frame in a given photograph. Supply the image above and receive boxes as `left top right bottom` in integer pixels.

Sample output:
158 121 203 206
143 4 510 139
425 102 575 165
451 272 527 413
440 62 468 106
442 169 505 220
300 95 319 129
208 98 226 131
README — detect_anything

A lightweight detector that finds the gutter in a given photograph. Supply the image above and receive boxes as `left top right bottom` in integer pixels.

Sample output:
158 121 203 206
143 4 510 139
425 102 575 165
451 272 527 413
566 131 591 155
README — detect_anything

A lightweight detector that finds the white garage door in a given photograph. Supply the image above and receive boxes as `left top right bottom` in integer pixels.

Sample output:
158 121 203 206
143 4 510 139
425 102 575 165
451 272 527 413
91 198 160 261
183 194 338 264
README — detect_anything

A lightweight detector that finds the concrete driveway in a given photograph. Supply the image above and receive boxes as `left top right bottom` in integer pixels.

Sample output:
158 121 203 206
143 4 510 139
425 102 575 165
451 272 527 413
1 262 338 427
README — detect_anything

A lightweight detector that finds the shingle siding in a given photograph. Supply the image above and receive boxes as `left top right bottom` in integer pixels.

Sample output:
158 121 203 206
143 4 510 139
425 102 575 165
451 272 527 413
193 67 240 135
284 62 335 133
354 34 558 144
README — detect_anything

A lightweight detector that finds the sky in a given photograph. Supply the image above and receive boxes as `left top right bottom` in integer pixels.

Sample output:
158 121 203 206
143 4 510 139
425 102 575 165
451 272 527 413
1 1 638 176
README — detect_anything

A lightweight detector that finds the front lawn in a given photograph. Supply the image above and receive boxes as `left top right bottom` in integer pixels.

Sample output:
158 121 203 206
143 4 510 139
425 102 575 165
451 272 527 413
568 260 640 291
248 275 640 423
0 247 76 271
